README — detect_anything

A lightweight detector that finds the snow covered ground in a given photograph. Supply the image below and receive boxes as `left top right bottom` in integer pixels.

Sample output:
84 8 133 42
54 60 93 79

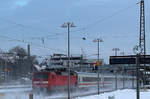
76 89 150 99
0 85 32 93
0 79 146 99
0 89 149 99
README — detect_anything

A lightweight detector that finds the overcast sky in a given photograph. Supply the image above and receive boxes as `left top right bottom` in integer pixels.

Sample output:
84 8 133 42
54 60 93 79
0 0 150 63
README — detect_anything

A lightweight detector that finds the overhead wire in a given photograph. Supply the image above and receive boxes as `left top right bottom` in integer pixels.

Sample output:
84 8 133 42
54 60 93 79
0 35 66 53
0 2 138 41
0 25 18 33
0 17 68 46
0 2 140 55
73 2 139 32
0 17 67 39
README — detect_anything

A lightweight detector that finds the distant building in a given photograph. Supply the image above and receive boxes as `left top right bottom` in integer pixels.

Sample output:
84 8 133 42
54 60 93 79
49 54 83 67
48 54 104 72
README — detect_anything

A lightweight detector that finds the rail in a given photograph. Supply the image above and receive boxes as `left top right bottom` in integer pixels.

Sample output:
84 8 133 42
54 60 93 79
46 88 134 99
0 85 32 89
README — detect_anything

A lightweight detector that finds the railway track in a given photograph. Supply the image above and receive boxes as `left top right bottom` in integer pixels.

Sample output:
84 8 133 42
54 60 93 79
45 88 136 99
0 85 32 89
0 85 32 94
46 89 120 99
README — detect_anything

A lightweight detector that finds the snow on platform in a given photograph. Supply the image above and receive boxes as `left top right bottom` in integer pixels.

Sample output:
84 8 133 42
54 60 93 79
0 85 32 93
76 89 150 99
0 89 149 99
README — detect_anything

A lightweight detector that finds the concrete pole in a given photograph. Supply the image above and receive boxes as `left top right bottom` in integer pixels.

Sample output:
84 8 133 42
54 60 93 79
97 39 100 94
29 94 33 99
123 67 125 89
136 54 140 99
115 71 118 90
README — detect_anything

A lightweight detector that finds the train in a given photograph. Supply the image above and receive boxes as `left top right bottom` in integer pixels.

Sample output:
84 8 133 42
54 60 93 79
32 68 111 92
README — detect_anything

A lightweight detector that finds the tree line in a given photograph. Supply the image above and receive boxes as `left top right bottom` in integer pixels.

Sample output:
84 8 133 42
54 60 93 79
0 46 38 82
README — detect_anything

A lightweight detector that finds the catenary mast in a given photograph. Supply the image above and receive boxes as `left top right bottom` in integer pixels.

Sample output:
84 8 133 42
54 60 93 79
139 0 146 55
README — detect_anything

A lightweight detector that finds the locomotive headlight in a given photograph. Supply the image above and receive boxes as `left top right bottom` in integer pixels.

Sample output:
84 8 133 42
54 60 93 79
42 81 48 84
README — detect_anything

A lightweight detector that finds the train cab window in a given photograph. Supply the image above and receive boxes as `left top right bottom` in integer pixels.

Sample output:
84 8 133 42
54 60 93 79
56 71 62 75
70 72 74 75
34 72 49 80
55 72 75 75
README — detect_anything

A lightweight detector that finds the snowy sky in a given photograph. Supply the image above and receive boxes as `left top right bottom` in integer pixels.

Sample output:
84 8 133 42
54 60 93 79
0 0 150 63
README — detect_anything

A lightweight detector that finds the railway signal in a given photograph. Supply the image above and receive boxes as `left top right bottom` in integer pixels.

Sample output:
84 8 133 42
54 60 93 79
93 60 102 70
96 60 101 66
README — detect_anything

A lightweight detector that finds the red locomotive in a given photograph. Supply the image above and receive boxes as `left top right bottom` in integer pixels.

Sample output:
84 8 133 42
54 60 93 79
32 68 112 92
32 68 78 92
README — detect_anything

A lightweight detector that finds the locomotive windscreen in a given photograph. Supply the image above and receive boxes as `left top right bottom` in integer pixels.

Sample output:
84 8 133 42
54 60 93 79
34 72 49 80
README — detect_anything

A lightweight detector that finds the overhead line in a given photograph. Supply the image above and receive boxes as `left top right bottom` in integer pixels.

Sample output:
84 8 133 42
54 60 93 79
73 3 138 32
0 35 66 53
0 17 66 39
0 2 138 42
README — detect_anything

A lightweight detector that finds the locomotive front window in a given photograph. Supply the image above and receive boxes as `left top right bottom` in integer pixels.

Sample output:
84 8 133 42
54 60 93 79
34 73 49 80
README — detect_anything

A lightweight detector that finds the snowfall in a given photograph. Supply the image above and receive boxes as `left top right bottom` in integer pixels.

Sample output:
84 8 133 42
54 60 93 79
0 89 150 99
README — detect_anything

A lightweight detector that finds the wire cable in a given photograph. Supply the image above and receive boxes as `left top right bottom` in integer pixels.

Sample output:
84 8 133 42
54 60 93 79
73 3 138 32
0 35 66 53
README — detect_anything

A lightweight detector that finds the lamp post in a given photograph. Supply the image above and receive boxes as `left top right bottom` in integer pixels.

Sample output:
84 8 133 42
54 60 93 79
93 38 103 94
112 48 120 56
61 22 76 99
133 45 141 99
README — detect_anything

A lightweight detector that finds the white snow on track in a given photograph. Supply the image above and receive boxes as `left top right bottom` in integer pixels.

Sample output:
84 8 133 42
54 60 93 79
0 89 149 99
76 89 150 99
0 85 32 93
